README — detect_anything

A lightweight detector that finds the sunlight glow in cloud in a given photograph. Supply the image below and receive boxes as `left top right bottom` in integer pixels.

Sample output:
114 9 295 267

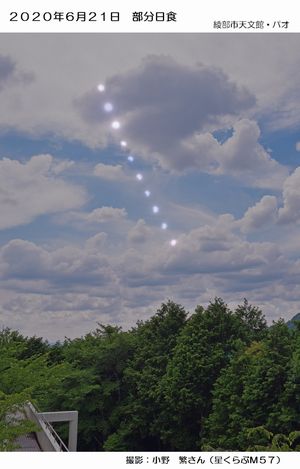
97 84 105 92
104 102 113 112
111 120 121 129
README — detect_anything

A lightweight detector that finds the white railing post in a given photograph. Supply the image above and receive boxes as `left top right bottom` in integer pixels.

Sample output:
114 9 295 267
25 402 78 451
68 412 78 452
38 410 79 451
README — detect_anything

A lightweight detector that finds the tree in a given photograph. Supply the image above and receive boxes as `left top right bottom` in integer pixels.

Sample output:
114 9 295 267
104 301 187 451
268 322 300 434
154 299 243 449
234 299 267 342
203 320 292 450
0 391 36 451
43 324 135 450
246 427 300 451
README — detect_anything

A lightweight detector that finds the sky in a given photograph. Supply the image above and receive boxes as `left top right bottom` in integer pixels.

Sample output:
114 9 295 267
0 33 300 340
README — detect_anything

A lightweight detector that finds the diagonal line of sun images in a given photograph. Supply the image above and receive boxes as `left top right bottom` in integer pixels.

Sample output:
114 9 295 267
97 82 177 247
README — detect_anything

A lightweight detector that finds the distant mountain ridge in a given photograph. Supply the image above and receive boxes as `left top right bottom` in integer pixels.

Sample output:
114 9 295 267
287 313 300 329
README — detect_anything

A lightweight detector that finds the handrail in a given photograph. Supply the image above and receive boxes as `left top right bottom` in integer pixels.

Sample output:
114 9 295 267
26 402 69 452
37 411 69 452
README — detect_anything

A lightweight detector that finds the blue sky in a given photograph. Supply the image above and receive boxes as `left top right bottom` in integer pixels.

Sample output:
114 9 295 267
0 34 300 340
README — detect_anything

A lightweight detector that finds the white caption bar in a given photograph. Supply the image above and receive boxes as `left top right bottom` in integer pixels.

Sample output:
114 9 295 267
1 451 300 469
0 0 299 32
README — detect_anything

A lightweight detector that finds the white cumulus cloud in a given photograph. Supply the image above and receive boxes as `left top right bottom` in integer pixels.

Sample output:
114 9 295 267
278 167 300 224
0 154 87 230
93 163 129 181
239 195 278 233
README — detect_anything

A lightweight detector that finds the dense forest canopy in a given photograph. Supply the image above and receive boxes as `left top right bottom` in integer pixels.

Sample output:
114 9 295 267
1 298 300 451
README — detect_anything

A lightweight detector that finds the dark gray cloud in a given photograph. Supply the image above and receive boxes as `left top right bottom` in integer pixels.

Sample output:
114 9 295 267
75 56 286 188
0 54 15 86
76 55 255 170
0 53 35 94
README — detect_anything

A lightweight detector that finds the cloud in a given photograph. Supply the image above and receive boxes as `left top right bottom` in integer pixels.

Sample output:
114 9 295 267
0 154 87 230
0 238 116 288
77 58 286 188
128 219 152 244
93 163 129 181
162 215 281 275
0 35 300 149
85 232 108 251
296 142 300 152
78 56 254 135
182 119 288 188
77 56 254 163
2 37 300 340
0 53 34 92
0 210 296 341
1 239 49 279
82 206 127 222
278 167 300 224
236 166 300 230
0 54 15 86
61 207 127 226
51 159 74 175
216 120 287 186
238 195 278 233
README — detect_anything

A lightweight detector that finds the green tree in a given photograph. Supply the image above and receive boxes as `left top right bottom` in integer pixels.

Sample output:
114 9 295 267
0 391 36 451
203 320 292 450
155 298 268 450
246 427 300 451
104 301 187 451
43 324 135 450
268 322 300 434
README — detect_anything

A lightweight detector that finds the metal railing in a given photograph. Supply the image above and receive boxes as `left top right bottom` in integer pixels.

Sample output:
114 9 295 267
37 409 69 452
26 402 69 452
